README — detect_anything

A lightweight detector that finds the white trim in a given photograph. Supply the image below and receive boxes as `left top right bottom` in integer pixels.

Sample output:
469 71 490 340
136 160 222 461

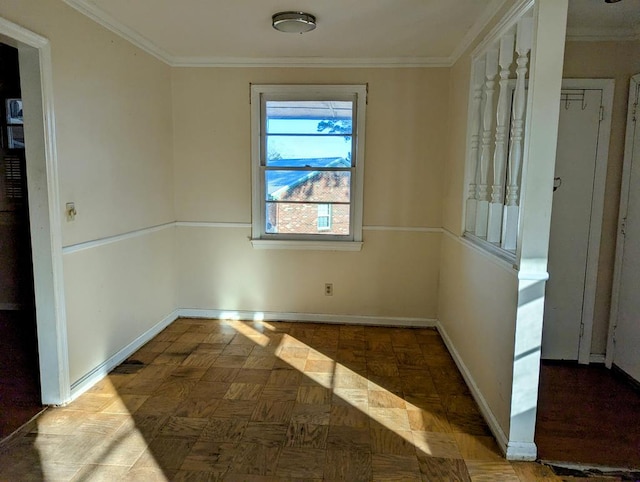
464 233 517 266
176 221 251 229
607 74 640 369
69 310 179 401
59 1 456 69
250 84 367 245
250 240 363 251
179 309 435 328
517 271 549 281
436 321 511 458
590 354 606 364
61 0 173 64
1 16 71 405
443 229 518 275
472 0 534 58
0 303 23 311
363 226 443 233
0 17 47 47
450 0 508 63
62 222 174 255
559 79 615 365
172 57 453 68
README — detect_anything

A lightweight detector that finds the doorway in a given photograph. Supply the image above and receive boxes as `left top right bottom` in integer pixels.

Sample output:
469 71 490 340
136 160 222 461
0 16 70 410
608 73 640 385
0 43 42 438
541 79 614 363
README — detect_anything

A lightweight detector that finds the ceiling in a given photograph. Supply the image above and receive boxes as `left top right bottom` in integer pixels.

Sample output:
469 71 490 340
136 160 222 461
63 0 640 67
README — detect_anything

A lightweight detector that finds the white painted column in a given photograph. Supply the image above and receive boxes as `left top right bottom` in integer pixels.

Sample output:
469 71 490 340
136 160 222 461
501 19 533 250
487 33 515 243
465 59 486 233
507 0 568 461
475 49 499 238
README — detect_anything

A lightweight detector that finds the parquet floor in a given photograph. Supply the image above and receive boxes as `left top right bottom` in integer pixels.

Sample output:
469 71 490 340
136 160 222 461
0 318 568 481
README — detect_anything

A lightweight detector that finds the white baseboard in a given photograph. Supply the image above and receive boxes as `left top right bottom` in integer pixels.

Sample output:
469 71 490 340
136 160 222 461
69 310 180 401
437 322 516 460
589 354 606 364
178 308 436 328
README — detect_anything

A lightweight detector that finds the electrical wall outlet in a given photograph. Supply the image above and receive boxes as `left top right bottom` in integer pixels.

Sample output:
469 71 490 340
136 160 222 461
324 283 333 296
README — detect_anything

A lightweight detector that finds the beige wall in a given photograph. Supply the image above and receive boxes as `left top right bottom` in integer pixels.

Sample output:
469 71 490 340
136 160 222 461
439 235 518 434
562 40 640 355
1 0 176 385
172 67 448 319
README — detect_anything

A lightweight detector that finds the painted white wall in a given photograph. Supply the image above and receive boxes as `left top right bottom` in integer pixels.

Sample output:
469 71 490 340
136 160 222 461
1 0 176 388
63 228 175 384
438 235 518 437
172 67 448 320
176 226 440 319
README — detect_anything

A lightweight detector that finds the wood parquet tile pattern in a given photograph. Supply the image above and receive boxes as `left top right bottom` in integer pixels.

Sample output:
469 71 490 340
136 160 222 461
0 318 567 481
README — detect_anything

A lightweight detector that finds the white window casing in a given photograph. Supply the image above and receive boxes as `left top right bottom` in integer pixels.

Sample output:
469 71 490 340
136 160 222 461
250 84 366 251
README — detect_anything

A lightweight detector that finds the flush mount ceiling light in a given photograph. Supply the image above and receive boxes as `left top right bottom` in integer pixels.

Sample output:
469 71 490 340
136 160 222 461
272 11 316 34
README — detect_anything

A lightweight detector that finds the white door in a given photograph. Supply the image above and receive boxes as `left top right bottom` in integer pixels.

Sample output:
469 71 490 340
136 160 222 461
542 87 608 360
611 75 640 383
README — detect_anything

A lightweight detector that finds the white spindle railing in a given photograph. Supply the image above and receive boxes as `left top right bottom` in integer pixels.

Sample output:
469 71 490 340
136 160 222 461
475 48 499 238
487 32 515 243
465 59 486 233
501 18 533 251
464 12 534 256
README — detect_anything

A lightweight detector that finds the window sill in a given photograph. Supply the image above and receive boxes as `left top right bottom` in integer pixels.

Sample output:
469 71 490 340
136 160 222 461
250 239 363 251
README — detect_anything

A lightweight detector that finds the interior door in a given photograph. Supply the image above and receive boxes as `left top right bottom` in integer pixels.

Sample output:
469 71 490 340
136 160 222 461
612 75 640 383
542 88 603 360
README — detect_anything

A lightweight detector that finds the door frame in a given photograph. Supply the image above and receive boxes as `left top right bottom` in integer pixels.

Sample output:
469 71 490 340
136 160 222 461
548 79 614 364
606 73 639 369
0 17 70 404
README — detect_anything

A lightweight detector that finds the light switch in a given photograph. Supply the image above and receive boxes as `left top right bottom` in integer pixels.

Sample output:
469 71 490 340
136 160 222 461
66 202 77 221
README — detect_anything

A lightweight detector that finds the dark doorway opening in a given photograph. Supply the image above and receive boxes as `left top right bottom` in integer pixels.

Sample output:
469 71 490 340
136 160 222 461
0 42 42 439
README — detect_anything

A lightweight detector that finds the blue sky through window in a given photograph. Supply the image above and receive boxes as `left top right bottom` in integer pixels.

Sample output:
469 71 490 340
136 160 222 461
267 119 352 160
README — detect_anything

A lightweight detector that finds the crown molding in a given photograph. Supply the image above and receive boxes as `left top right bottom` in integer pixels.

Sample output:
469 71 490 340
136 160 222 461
170 56 453 68
62 0 455 68
566 26 640 42
62 0 174 64
450 0 508 64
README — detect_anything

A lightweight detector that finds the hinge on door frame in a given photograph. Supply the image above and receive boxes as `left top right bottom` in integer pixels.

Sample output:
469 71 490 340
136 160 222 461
621 216 627 236
599 105 604 122
633 102 638 122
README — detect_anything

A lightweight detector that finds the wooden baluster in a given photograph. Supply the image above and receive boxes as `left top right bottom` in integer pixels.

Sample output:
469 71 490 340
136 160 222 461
502 18 533 250
475 48 499 238
466 58 486 233
487 33 515 243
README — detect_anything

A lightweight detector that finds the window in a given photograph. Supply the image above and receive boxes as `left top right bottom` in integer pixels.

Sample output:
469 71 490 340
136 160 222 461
251 85 366 249
317 204 332 230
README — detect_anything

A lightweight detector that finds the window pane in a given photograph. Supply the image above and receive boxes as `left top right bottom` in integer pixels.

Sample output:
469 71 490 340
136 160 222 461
266 136 352 166
266 202 350 235
266 101 352 135
266 170 351 203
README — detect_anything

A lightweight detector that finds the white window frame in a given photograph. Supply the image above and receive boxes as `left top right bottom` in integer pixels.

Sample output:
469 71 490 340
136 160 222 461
317 203 332 231
250 84 366 251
